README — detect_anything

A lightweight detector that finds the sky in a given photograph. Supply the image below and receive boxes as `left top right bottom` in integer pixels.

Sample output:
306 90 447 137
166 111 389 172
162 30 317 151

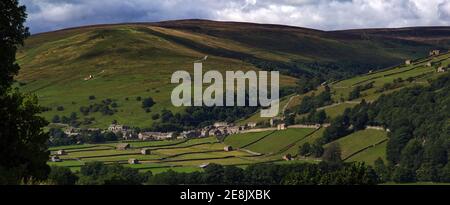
21 0 450 33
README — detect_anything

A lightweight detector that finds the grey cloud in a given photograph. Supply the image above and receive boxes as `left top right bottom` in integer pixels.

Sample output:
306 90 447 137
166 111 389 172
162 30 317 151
19 0 450 33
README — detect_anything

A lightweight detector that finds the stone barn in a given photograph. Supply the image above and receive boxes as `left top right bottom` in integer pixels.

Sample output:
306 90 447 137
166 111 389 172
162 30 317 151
116 143 131 150
199 163 211 169
128 158 139 164
141 149 151 155
56 150 66 155
282 154 293 161
51 156 62 162
437 66 448 73
429 50 440 56
224 146 233 152
277 123 287 130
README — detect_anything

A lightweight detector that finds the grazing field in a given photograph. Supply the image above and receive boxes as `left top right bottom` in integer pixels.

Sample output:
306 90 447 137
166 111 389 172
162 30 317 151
283 127 325 156
326 129 388 160
321 102 358 119
224 131 274 148
330 52 450 103
48 129 321 173
245 128 316 154
346 141 388 165
48 137 268 172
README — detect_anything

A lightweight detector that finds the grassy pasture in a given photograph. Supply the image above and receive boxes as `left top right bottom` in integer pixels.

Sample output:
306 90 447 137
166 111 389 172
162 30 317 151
346 141 388 165
246 128 315 154
326 129 388 160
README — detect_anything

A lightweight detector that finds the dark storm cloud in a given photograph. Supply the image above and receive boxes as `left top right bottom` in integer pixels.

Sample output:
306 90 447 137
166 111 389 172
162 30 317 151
20 0 450 33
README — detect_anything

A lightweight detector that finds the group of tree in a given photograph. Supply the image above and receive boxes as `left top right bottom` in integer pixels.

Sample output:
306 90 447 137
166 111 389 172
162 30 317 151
79 98 118 116
348 81 373 100
295 87 333 115
47 162 150 185
375 78 404 93
148 162 378 185
297 109 328 125
319 73 450 182
150 104 258 132
48 128 121 147
0 0 51 184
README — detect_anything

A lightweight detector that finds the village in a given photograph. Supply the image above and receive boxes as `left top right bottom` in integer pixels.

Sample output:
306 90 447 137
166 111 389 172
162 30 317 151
62 118 291 143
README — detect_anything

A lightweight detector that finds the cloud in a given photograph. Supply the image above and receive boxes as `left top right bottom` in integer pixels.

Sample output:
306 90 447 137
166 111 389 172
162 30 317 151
20 0 450 33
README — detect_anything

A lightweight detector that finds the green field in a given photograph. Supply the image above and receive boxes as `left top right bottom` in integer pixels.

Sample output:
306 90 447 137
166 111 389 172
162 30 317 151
48 137 267 172
325 129 388 161
346 141 388 165
224 131 274 148
245 128 316 154
330 52 450 103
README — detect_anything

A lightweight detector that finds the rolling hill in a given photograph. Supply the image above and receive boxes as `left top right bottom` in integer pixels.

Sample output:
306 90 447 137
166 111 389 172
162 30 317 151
15 20 450 129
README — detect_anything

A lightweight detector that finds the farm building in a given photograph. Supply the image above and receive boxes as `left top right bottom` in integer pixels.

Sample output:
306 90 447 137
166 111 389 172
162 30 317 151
200 127 212 137
64 127 80 137
282 154 293 161
84 75 93 81
108 124 129 133
227 126 241 135
426 62 432 67
209 129 224 137
405 59 412 65
277 123 287 130
116 143 131 150
51 156 62 162
270 117 284 127
138 132 174 141
214 122 229 128
437 66 448 73
55 150 66 155
429 50 440 56
224 146 233 152
247 122 257 128
128 159 139 164
180 130 201 139
122 131 137 140
199 163 210 168
141 149 151 155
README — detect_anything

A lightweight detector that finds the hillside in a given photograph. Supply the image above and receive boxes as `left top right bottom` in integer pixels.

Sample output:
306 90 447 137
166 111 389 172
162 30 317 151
46 48 449 179
15 20 450 128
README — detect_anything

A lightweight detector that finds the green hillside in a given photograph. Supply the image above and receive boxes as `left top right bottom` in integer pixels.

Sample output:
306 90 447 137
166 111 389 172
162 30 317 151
325 129 388 160
15 20 450 128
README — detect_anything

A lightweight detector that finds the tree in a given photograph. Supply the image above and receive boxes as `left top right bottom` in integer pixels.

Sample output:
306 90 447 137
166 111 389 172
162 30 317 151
1 1 50 184
374 158 390 182
104 132 118 141
0 93 50 184
78 162 146 185
142 97 155 108
202 164 224 184
52 115 61 123
322 142 342 163
223 166 245 185
392 166 415 183
47 166 78 185
348 86 361 100
299 142 311 156
310 143 324 158
0 0 29 93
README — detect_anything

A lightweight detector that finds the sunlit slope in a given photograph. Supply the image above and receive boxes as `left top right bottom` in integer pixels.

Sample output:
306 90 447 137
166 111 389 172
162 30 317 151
16 20 450 128
16 24 297 128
